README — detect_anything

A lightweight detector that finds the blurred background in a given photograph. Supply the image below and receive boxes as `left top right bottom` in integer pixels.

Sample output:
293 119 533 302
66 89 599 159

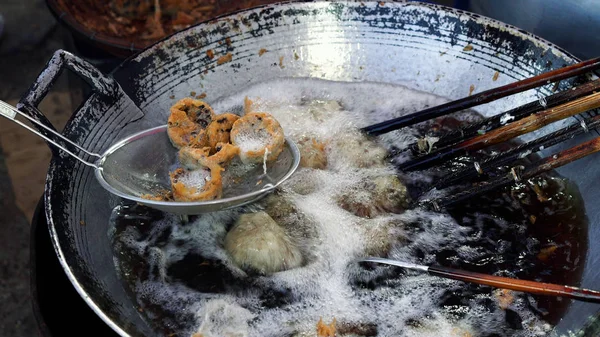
1 0 599 335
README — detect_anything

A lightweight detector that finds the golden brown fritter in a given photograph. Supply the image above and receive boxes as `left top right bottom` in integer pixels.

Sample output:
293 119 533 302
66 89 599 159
169 164 224 202
206 113 240 153
167 98 215 148
179 143 240 169
230 112 285 164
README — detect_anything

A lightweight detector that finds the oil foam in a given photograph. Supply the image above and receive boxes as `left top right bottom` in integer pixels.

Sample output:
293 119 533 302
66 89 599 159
112 78 554 337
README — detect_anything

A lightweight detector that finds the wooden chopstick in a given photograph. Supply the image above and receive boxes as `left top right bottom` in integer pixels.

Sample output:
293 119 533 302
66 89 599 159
433 135 600 209
362 57 600 136
363 257 600 303
409 78 600 154
429 264 600 303
435 114 600 190
400 91 600 171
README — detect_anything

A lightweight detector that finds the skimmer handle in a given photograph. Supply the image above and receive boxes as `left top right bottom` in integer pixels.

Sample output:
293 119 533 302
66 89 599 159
0 100 101 169
0 103 16 119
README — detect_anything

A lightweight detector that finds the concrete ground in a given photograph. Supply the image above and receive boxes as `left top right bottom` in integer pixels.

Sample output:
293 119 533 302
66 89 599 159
0 1 76 336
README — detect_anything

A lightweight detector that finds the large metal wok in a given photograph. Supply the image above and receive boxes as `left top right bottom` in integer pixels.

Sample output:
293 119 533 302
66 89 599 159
20 1 600 336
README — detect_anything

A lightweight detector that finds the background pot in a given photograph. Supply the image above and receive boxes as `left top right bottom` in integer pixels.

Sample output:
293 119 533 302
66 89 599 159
45 0 288 57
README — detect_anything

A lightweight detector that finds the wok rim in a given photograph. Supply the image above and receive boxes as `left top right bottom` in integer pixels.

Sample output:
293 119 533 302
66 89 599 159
43 1 586 336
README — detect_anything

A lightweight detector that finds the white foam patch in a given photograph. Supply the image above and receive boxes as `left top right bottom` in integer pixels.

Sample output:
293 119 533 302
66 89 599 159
112 78 554 337
178 169 211 188
234 133 270 153
193 299 255 337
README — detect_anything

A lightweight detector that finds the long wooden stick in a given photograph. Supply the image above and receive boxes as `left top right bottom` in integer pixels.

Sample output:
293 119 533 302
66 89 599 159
400 91 600 171
408 78 600 154
434 114 600 189
363 257 600 303
435 136 600 209
362 57 600 136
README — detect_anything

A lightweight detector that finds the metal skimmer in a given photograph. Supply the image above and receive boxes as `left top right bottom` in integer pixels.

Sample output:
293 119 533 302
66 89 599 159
0 100 300 215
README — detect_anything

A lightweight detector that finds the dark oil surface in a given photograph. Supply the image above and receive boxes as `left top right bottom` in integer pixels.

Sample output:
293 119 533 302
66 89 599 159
408 115 589 326
109 115 589 336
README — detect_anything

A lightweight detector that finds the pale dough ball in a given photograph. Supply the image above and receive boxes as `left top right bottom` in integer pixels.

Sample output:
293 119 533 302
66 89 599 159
330 131 388 168
224 211 303 274
337 175 411 218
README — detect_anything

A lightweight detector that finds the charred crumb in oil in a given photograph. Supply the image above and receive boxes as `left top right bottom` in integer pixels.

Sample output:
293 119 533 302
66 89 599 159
438 289 470 312
525 295 551 317
537 244 559 261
